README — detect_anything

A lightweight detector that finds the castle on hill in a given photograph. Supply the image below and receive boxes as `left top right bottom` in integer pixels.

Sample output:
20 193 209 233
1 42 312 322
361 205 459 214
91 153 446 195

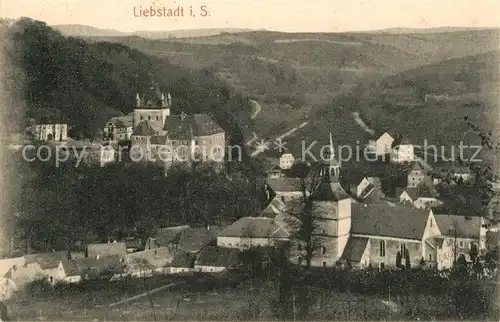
104 84 226 171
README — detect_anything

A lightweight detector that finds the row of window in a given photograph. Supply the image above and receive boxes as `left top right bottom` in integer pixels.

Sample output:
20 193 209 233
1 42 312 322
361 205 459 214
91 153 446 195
140 115 161 121
379 240 410 257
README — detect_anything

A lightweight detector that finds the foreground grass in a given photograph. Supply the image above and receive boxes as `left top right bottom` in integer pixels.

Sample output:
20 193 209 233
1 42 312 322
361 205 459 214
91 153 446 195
5 273 481 321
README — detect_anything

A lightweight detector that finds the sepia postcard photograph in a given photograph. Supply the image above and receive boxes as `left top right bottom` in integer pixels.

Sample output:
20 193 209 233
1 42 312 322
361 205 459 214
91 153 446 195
0 0 499 320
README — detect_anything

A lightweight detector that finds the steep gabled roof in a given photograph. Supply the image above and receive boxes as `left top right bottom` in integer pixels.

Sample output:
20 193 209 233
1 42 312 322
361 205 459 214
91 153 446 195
60 260 81 277
164 114 224 139
132 120 163 136
369 130 394 141
24 251 69 269
266 177 303 193
219 217 290 239
342 236 369 263
87 242 127 259
194 246 241 268
433 214 483 239
260 196 287 217
351 203 431 240
314 182 350 201
174 226 223 253
155 225 190 246
125 248 174 269
106 114 134 128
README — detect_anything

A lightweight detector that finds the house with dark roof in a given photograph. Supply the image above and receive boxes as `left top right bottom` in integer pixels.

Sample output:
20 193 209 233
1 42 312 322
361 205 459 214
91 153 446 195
129 85 225 169
396 186 442 209
265 177 304 203
75 255 125 280
367 131 395 156
146 225 190 250
124 247 174 277
217 217 292 249
60 260 82 283
347 203 441 269
167 252 195 274
171 226 224 254
194 246 242 273
87 242 127 260
433 214 487 261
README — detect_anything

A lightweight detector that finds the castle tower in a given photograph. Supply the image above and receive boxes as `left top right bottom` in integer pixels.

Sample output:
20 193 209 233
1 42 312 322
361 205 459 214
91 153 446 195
133 85 171 129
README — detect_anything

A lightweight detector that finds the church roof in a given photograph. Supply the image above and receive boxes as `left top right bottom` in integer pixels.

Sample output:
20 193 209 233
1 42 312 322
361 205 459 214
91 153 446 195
342 236 369 262
164 114 224 140
351 203 431 240
314 182 350 201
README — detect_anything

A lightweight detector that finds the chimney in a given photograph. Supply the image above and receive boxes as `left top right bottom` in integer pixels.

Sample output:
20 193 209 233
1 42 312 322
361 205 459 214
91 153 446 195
207 225 210 231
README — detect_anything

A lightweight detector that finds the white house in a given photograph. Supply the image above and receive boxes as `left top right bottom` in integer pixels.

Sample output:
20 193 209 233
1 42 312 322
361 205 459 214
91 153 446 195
434 214 487 253
34 123 68 142
279 153 295 170
391 137 414 163
100 144 116 166
103 113 134 141
396 187 442 209
367 131 395 156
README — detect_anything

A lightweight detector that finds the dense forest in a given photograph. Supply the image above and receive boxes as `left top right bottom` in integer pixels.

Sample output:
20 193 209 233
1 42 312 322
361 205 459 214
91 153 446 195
1 18 265 255
9 18 254 146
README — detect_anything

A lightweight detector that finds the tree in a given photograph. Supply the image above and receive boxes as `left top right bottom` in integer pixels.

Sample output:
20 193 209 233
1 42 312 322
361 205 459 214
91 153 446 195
405 250 411 269
470 243 479 263
270 243 294 320
295 163 324 269
396 251 402 268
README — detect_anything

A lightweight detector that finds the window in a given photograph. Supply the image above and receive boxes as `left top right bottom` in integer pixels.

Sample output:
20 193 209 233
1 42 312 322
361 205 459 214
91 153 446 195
379 262 385 270
429 254 432 261
430 218 433 227
140 116 144 120
379 240 386 257
148 116 151 120
322 261 327 267
298 257 302 264
459 241 464 248
322 247 326 254
322 230 326 235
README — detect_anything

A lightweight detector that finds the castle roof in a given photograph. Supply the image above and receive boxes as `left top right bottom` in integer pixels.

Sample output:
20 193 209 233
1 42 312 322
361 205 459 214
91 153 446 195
164 114 224 139
351 203 431 240
138 84 165 108
106 113 134 128
132 120 163 136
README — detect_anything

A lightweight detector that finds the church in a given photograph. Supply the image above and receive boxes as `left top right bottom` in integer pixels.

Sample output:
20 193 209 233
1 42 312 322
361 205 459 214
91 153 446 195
122 84 226 170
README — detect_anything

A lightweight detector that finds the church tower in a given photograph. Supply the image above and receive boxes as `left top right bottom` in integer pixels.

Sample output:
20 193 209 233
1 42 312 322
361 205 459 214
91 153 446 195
320 132 341 181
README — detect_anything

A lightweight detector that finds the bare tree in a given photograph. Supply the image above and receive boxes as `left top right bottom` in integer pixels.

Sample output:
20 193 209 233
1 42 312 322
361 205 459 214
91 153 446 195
295 163 324 269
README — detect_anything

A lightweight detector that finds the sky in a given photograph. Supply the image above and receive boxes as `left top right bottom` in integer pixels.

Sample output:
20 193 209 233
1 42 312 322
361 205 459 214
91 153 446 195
1 0 500 32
